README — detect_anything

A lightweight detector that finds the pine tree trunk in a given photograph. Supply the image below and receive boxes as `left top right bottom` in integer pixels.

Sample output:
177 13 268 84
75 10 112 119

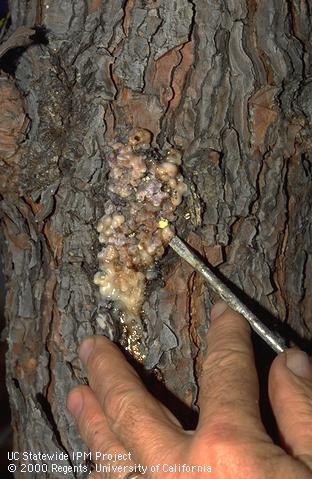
0 1 311 477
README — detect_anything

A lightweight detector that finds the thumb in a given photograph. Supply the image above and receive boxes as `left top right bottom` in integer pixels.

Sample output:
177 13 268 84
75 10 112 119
269 349 312 470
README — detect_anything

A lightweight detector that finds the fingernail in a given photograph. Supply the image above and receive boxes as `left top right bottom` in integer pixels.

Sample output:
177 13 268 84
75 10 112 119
79 337 95 365
67 389 83 418
211 301 227 321
286 349 312 379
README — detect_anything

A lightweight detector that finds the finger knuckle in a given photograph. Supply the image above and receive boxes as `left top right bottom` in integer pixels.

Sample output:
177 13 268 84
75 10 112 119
83 413 108 450
104 383 139 431
206 416 241 443
195 425 259 472
89 348 106 372
202 347 249 378
194 426 239 464
210 346 247 365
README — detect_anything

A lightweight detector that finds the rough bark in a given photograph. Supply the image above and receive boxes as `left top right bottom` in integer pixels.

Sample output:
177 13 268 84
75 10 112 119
0 0 311 477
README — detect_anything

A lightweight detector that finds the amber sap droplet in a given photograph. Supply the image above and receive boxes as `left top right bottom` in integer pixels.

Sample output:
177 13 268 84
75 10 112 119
158 218 169 229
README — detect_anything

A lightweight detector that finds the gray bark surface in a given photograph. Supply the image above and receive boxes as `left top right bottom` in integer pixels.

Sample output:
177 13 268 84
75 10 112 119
0 0 311 477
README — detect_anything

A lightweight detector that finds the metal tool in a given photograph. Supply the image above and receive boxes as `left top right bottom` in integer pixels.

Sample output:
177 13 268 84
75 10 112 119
169 235 286 353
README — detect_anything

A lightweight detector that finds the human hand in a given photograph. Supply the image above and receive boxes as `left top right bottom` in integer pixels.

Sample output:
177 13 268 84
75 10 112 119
67 303 312 478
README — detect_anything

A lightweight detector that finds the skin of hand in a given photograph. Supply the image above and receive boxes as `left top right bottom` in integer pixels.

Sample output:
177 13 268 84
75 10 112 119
67 302 312 479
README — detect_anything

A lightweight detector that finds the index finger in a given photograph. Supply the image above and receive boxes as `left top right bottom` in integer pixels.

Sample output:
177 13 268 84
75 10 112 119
196 303 267 438
79 336 188 468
